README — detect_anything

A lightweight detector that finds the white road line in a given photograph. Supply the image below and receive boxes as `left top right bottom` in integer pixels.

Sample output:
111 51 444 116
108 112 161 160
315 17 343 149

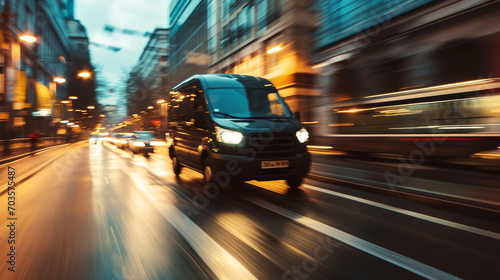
136 185 257 280
247 196 461 280
310 167 500 207
303 184 500 241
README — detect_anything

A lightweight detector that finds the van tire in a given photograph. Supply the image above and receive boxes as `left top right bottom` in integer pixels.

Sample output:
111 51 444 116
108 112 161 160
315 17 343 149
286 177 303 188
203 158 214 184
172 155 182 176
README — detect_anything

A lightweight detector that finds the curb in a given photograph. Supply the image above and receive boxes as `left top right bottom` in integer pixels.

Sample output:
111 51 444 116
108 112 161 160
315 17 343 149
0 142 78 195
0 142 78 166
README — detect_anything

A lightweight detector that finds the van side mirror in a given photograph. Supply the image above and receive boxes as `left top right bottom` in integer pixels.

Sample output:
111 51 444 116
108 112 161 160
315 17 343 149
193 110 208 129
294 111 301 121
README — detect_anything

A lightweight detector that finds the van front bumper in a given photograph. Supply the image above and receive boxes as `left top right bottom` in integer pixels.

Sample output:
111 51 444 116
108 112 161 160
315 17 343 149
211 152 311 182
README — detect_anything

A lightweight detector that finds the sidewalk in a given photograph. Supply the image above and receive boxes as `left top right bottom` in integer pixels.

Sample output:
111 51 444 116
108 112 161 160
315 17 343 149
0 138 73 165
307 148 500 213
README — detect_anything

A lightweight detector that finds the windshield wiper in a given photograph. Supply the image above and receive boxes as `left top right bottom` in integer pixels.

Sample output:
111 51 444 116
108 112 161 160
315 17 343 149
213 112 248 119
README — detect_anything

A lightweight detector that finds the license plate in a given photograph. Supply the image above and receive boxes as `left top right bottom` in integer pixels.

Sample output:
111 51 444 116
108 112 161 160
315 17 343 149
261 160 289 169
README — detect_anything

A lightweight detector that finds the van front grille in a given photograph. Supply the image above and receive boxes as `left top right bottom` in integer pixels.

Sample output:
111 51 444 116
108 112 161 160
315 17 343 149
247 132 296 158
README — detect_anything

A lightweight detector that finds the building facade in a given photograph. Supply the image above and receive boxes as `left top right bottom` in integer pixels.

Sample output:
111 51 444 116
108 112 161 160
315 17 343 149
311 0 500 137
167 0 318 121
168 0 208 90
209 0 318 121
126 28 169 132
66 18 98 130
1 0 75 139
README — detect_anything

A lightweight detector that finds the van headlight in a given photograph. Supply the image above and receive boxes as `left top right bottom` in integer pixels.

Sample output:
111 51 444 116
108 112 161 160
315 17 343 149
216 126 243 144
296 127 309 143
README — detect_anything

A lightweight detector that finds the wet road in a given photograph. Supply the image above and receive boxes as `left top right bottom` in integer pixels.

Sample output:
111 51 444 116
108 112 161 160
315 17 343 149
1 142 499 279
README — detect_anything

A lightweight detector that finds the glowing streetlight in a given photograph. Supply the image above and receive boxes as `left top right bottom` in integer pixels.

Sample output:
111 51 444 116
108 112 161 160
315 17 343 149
77 71 91 78
53 77 66 83
157 99 166 104
87 106 95 109
20 35 37 43
69 96 78 100
266 46 283 54
147 106 154 109
61 100 70 104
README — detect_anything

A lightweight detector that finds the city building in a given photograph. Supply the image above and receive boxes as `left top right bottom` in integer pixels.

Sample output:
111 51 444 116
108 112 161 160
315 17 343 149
126 28 169 132
66 18 98 130
168 0 208 90
168 0 319 122
1 0 74 139
311 0 500 137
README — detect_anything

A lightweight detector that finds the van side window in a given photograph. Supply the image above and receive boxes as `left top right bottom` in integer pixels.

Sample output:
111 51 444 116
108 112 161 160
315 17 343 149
177 88 192 122
193 81 207 112
169 91 181 122
176 82 200 122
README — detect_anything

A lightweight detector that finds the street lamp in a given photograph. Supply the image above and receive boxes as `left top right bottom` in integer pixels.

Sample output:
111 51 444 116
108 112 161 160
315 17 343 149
87 106 95 109
53 77 66 83
266 46 283 54
69 96 78 100
77 71 91 78
20 34 37 43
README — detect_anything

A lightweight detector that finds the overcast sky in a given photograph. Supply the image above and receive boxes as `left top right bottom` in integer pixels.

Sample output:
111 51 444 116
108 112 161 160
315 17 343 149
75 0 169 113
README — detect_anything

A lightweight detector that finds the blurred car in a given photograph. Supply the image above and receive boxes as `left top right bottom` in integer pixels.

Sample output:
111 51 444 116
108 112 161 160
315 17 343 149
104 133 118 144
89 133 103 145
125 131 157 156
115 132 136 149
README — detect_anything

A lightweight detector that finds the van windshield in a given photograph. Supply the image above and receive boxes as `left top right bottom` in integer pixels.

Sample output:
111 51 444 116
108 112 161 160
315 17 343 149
206 88 291 118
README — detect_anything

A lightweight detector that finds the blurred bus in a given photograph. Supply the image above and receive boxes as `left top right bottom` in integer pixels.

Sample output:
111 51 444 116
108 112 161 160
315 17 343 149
317 78 500 157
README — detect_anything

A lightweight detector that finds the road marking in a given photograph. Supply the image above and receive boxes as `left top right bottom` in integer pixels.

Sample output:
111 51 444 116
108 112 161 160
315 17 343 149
247 196 461 280
136 185 257 280
310 166 500 207
303 184 500 241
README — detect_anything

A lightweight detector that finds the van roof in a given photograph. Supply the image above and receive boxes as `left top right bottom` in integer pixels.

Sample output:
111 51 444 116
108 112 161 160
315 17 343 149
173 74 274 90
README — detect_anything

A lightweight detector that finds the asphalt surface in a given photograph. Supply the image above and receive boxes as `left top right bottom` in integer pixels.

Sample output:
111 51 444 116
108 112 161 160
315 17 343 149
1 141 499 279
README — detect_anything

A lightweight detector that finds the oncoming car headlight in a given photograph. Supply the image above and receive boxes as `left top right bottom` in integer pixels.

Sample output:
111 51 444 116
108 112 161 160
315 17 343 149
296 127 309 143
216 126 243 144
133 141 145 147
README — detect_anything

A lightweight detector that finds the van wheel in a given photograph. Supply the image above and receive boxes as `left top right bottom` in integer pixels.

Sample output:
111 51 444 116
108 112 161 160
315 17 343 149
172 156 182 176
203 158 213 184
286 177 303 188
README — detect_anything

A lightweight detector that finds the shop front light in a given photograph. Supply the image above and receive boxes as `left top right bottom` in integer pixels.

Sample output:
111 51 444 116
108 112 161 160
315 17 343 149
216 126 243 144
296 127 309 143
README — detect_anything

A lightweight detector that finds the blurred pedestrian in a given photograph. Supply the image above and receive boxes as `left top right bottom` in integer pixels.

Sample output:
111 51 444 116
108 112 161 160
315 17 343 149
28 130 39 151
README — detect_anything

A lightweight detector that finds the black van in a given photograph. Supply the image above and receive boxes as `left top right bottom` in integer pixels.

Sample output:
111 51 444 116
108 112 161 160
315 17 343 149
167 74 310 188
